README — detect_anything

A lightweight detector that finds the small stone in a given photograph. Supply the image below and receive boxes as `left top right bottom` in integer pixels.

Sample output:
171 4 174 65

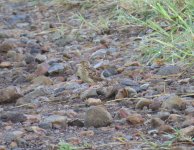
127 114 144 125
0 32 9 39
149 101 162 111
180 126 194 137
150 118 164 128
0 86 22 103
90 48 117 59
115 86 137 99
16 87 51 105
80 130 94 137
66 137 80 145
171 146 192 150
4 131 25 143
39 122 52 129
140 83 150 91
48 63 65 75
125 135 133 141
34 63 50 76
80 88 98 99
68 119 84 127
32 76 53 85
35 54 47 63
0 112 27 123
135 98 153 109
25 114 41 123
97 86 117 98
84 106 113 128
181 117 194 128
158 125 174 134
185 106 194 116
161 94 186 111
0 62 12 68
42 115 67 129
156 65 180 76
0 145 6 150
101 67 118 78
0 41 14 53
10 142 17 149
118 108 129 119
25 54 35 64
85 98 102 106
157 112 170 121
166 114 182 123
93 60 109 69
148 129 158 135
120 79 139 86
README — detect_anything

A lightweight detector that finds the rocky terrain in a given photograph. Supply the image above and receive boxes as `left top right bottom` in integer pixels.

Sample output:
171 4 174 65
0 0 194 150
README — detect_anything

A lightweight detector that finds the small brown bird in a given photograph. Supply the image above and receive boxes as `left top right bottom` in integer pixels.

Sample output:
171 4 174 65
76 61 102 84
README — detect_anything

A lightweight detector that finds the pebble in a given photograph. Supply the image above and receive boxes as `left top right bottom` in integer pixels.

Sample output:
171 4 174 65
180 125 194 137
85 98 102 106
0 112 27 123
0 62 12 68
80 130 94 137
80 88 98 99
120 78 139 86
0 41 14 53
150 117 164 128
32 76 53 85
156 65 180 76
35 54 47 63
158 125 174 134
16 87 51 105
135 98 153 109
4 130 25 143
47 63 65 75
84 106 113 128
101 67 118 78
0 145 6 150
68 119 84 127
161 94 186 111
42 115 68 129
0 86 22 103
34 63 50 76
115 86 137 99
127 114 144 125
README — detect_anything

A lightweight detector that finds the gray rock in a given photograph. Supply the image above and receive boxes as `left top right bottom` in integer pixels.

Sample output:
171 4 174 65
150 118 165 128
48 63 65 75
4 130 24 143
180 126 194 137
16 87 51 105
80 88 98 99
0 86 22 103
25 54 35 64
156 65 180 76
185 106 194 116
91 48 117 59
120 79 139 86
135 98 153 109
35 54 47 63
68 119 84 127
84 106 113 128
0 112 27 123
39 122 52 129
140 83 150 91
157 112 170 121
161 94 186 111
101 67 118 78
93 60 109 69
42 115 68 128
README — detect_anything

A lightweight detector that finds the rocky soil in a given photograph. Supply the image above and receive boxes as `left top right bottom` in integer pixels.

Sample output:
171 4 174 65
0 0 194 150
